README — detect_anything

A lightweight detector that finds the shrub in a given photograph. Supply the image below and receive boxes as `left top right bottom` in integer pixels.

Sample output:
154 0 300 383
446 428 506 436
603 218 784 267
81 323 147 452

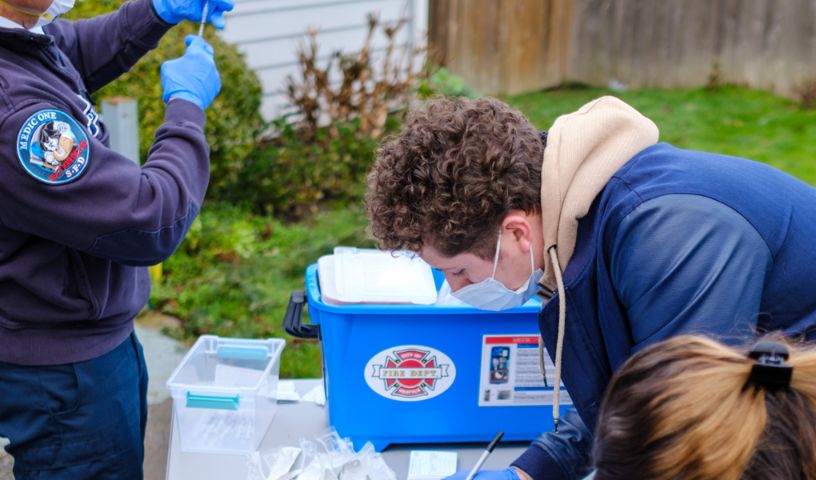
797 79 816 110
286 15 424 142
238 14 418 220
236 117 397 220
416 66 479 99
149 202 374 377
66 1 263 194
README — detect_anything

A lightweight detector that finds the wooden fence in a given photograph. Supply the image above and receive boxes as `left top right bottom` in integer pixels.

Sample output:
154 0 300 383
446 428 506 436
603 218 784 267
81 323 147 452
429 0 816 98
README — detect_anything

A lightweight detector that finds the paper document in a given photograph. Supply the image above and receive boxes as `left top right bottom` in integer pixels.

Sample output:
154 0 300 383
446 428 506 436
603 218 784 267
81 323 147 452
276 381 301 402
407 450 457 480
301 383 326 406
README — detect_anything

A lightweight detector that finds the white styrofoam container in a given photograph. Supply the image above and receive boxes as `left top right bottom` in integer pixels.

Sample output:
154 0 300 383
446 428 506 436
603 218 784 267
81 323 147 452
319 247 438 305
166 335 285 454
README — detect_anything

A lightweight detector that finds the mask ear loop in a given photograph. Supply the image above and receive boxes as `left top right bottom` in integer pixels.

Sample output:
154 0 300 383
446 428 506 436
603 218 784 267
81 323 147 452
528 243 535 278
490 233 502 279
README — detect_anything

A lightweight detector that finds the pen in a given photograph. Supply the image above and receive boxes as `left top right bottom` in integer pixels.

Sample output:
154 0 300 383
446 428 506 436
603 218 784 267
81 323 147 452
198 0 210 37
465 431 504 480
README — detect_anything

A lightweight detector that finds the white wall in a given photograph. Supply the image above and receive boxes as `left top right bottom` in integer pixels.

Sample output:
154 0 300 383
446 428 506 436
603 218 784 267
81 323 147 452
220 0 428 121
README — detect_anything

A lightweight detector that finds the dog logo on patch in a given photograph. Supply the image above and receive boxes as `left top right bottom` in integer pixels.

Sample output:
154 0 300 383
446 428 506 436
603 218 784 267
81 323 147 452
16 109 90 185
365 345 456 402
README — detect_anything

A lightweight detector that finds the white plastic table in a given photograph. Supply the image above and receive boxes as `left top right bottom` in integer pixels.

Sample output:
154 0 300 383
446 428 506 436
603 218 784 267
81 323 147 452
166 379 530 479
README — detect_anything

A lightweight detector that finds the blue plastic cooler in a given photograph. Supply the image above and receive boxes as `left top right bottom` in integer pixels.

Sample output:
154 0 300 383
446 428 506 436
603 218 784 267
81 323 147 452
284 263 571 451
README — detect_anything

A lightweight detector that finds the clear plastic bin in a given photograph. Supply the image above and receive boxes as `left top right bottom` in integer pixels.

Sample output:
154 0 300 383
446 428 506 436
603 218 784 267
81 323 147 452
166 335 285 454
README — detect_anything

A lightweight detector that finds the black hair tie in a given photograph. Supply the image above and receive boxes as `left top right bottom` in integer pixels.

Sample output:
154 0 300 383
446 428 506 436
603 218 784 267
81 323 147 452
747 340 793 390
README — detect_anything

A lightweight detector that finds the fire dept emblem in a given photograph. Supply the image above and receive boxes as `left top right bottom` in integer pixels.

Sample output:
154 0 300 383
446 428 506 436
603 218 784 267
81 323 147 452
365 345 456 402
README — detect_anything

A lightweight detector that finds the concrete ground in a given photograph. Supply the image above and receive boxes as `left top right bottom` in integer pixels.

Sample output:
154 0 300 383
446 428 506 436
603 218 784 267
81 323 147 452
138 314 189 480
0 313 188 480
144 398 173 480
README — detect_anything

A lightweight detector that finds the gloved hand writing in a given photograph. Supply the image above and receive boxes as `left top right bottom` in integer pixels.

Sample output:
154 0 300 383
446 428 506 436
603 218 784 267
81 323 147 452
444 469 521 480
152 0 234 29
161 35 221 110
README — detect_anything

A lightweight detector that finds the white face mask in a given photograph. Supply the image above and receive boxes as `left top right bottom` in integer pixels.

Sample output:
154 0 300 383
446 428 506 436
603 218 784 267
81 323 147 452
34 0 74 27
451 233 544 311
0 0 75 28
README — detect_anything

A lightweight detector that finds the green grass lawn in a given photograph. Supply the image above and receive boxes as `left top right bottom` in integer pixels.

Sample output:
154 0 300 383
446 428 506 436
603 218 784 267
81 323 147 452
150 86 816 378
506 85 816 184
149 204 372 377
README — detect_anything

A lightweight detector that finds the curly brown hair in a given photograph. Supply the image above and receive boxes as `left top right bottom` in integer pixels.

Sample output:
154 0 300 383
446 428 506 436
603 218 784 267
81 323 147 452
365 97 544 259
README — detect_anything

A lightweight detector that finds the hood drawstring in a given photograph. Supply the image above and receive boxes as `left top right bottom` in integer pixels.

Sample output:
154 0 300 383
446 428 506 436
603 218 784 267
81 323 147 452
538 336 547 385
547 246 567 432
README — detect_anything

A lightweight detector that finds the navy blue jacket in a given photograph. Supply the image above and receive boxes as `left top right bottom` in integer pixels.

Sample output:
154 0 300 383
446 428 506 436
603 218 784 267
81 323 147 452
512 143 816 479
0 0 209 365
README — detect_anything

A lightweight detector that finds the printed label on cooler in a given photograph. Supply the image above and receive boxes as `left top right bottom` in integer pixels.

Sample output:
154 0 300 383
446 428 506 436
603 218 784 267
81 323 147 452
478 334 572 407
365 345 456 402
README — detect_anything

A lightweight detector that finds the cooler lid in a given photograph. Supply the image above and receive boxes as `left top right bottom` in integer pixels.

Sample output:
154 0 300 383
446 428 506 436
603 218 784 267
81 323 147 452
318 247 437 305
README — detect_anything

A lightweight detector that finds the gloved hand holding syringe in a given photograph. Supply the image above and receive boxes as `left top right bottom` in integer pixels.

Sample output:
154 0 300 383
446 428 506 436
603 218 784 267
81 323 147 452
153 0 234 111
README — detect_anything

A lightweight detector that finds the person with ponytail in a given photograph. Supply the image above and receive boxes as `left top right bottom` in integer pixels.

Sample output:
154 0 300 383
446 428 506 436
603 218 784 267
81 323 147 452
594 335 816 480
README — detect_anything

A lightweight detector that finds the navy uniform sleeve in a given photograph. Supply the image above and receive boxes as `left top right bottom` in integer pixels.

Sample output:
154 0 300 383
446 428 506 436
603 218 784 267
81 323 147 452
611 194 773 349
0 99 208 266
511 408 593 480
44 0 172 93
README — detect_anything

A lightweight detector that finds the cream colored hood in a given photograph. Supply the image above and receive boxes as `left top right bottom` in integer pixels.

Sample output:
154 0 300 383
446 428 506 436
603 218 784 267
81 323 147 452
539 96 660 290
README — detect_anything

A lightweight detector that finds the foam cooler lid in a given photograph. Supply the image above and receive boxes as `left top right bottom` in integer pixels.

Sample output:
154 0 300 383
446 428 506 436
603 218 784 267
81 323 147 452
318 247 438 305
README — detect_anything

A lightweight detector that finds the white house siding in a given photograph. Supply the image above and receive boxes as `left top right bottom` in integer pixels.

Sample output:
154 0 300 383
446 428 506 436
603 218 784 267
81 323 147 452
220 0 428 121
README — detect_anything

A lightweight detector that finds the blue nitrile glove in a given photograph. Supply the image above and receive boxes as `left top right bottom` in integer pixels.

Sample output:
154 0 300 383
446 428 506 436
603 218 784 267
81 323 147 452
161 35 221 110
444 469 521 480
152 0 234 29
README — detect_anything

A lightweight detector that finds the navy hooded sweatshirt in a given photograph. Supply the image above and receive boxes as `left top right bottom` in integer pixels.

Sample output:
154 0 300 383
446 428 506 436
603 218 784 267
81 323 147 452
511 143 816 478
0 0 209 365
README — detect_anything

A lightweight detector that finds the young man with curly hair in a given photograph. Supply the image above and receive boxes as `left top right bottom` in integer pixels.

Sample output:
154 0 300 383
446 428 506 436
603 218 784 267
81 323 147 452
365 96 816 479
